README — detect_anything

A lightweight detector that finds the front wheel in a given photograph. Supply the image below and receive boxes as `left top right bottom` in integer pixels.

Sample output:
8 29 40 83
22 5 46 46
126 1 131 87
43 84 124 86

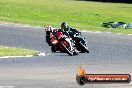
73 49 79 55
79 42 89 53
51 46 57 53
61 43 73 56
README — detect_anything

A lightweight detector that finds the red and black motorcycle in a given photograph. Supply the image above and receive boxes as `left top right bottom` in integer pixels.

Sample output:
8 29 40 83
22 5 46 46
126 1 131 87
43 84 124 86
50 31 79 56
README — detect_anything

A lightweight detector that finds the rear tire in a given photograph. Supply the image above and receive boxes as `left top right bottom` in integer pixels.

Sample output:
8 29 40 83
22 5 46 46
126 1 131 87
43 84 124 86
61 43 73 56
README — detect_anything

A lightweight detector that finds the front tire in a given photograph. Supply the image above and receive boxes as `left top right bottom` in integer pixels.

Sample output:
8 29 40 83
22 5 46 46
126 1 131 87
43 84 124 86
73 49 79 55
51 46 56 53
79 42 89 53
61 43 73 56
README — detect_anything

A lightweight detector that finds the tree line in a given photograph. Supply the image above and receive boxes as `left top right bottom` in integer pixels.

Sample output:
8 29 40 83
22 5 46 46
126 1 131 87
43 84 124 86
78 0 132 3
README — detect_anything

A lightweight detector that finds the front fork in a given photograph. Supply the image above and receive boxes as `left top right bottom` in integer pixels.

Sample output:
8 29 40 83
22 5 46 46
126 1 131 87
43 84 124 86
75 37 87 46
65 38 74 51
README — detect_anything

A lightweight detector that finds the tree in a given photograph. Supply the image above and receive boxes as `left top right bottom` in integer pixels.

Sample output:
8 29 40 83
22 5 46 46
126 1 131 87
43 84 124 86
78 0 132 3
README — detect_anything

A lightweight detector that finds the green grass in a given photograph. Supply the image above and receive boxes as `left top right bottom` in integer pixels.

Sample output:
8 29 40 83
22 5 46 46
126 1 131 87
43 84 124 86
0 0 132 34
0 46 38 56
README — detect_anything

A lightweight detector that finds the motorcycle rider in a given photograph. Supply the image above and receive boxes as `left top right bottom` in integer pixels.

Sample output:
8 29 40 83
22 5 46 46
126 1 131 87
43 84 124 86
45 25 57 46
45 22 82 46
45 25 75 53
60 22 80 37
59 22 81 51
60 22 87 49
45 22 88 53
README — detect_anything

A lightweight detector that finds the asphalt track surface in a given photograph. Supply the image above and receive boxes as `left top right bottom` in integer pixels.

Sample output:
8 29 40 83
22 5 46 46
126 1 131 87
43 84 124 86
0 24 132 88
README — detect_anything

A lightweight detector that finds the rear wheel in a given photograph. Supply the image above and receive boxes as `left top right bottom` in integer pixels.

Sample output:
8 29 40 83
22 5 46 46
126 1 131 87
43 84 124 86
61 43 73 56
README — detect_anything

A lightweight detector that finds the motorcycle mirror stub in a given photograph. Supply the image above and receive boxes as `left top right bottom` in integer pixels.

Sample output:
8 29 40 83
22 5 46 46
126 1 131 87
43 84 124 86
76 66 131 86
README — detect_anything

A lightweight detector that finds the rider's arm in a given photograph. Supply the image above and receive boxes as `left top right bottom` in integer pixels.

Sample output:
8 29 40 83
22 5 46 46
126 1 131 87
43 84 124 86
70 27 81 34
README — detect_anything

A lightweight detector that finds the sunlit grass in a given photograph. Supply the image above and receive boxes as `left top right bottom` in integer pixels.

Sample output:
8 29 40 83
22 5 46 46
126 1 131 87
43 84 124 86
0 46 38 56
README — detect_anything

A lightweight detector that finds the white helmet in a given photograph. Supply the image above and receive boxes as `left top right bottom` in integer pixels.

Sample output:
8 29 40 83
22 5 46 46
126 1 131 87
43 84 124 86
45 25 52 32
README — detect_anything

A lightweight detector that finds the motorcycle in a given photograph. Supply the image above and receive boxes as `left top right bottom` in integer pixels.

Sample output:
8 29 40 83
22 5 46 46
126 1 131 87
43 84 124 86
70 32 89 53
50 31 79 56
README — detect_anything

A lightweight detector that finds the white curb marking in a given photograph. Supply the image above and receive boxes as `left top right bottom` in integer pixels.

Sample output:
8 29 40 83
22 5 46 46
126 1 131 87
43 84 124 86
0 52 48 59
93 31 102 33
37 53 46 56
81 30 132 36
0 23 42 29
128 34 132 36
117 33 123 35
81 30 88 32
0 55 33 59
0 86 16 88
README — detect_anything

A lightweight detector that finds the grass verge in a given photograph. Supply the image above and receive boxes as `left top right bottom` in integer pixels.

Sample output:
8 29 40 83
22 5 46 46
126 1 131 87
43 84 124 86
0 46 38 57
0 0 132 34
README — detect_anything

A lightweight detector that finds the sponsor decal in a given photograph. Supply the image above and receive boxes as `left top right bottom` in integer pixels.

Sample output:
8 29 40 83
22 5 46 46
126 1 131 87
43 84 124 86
76 66 131 85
